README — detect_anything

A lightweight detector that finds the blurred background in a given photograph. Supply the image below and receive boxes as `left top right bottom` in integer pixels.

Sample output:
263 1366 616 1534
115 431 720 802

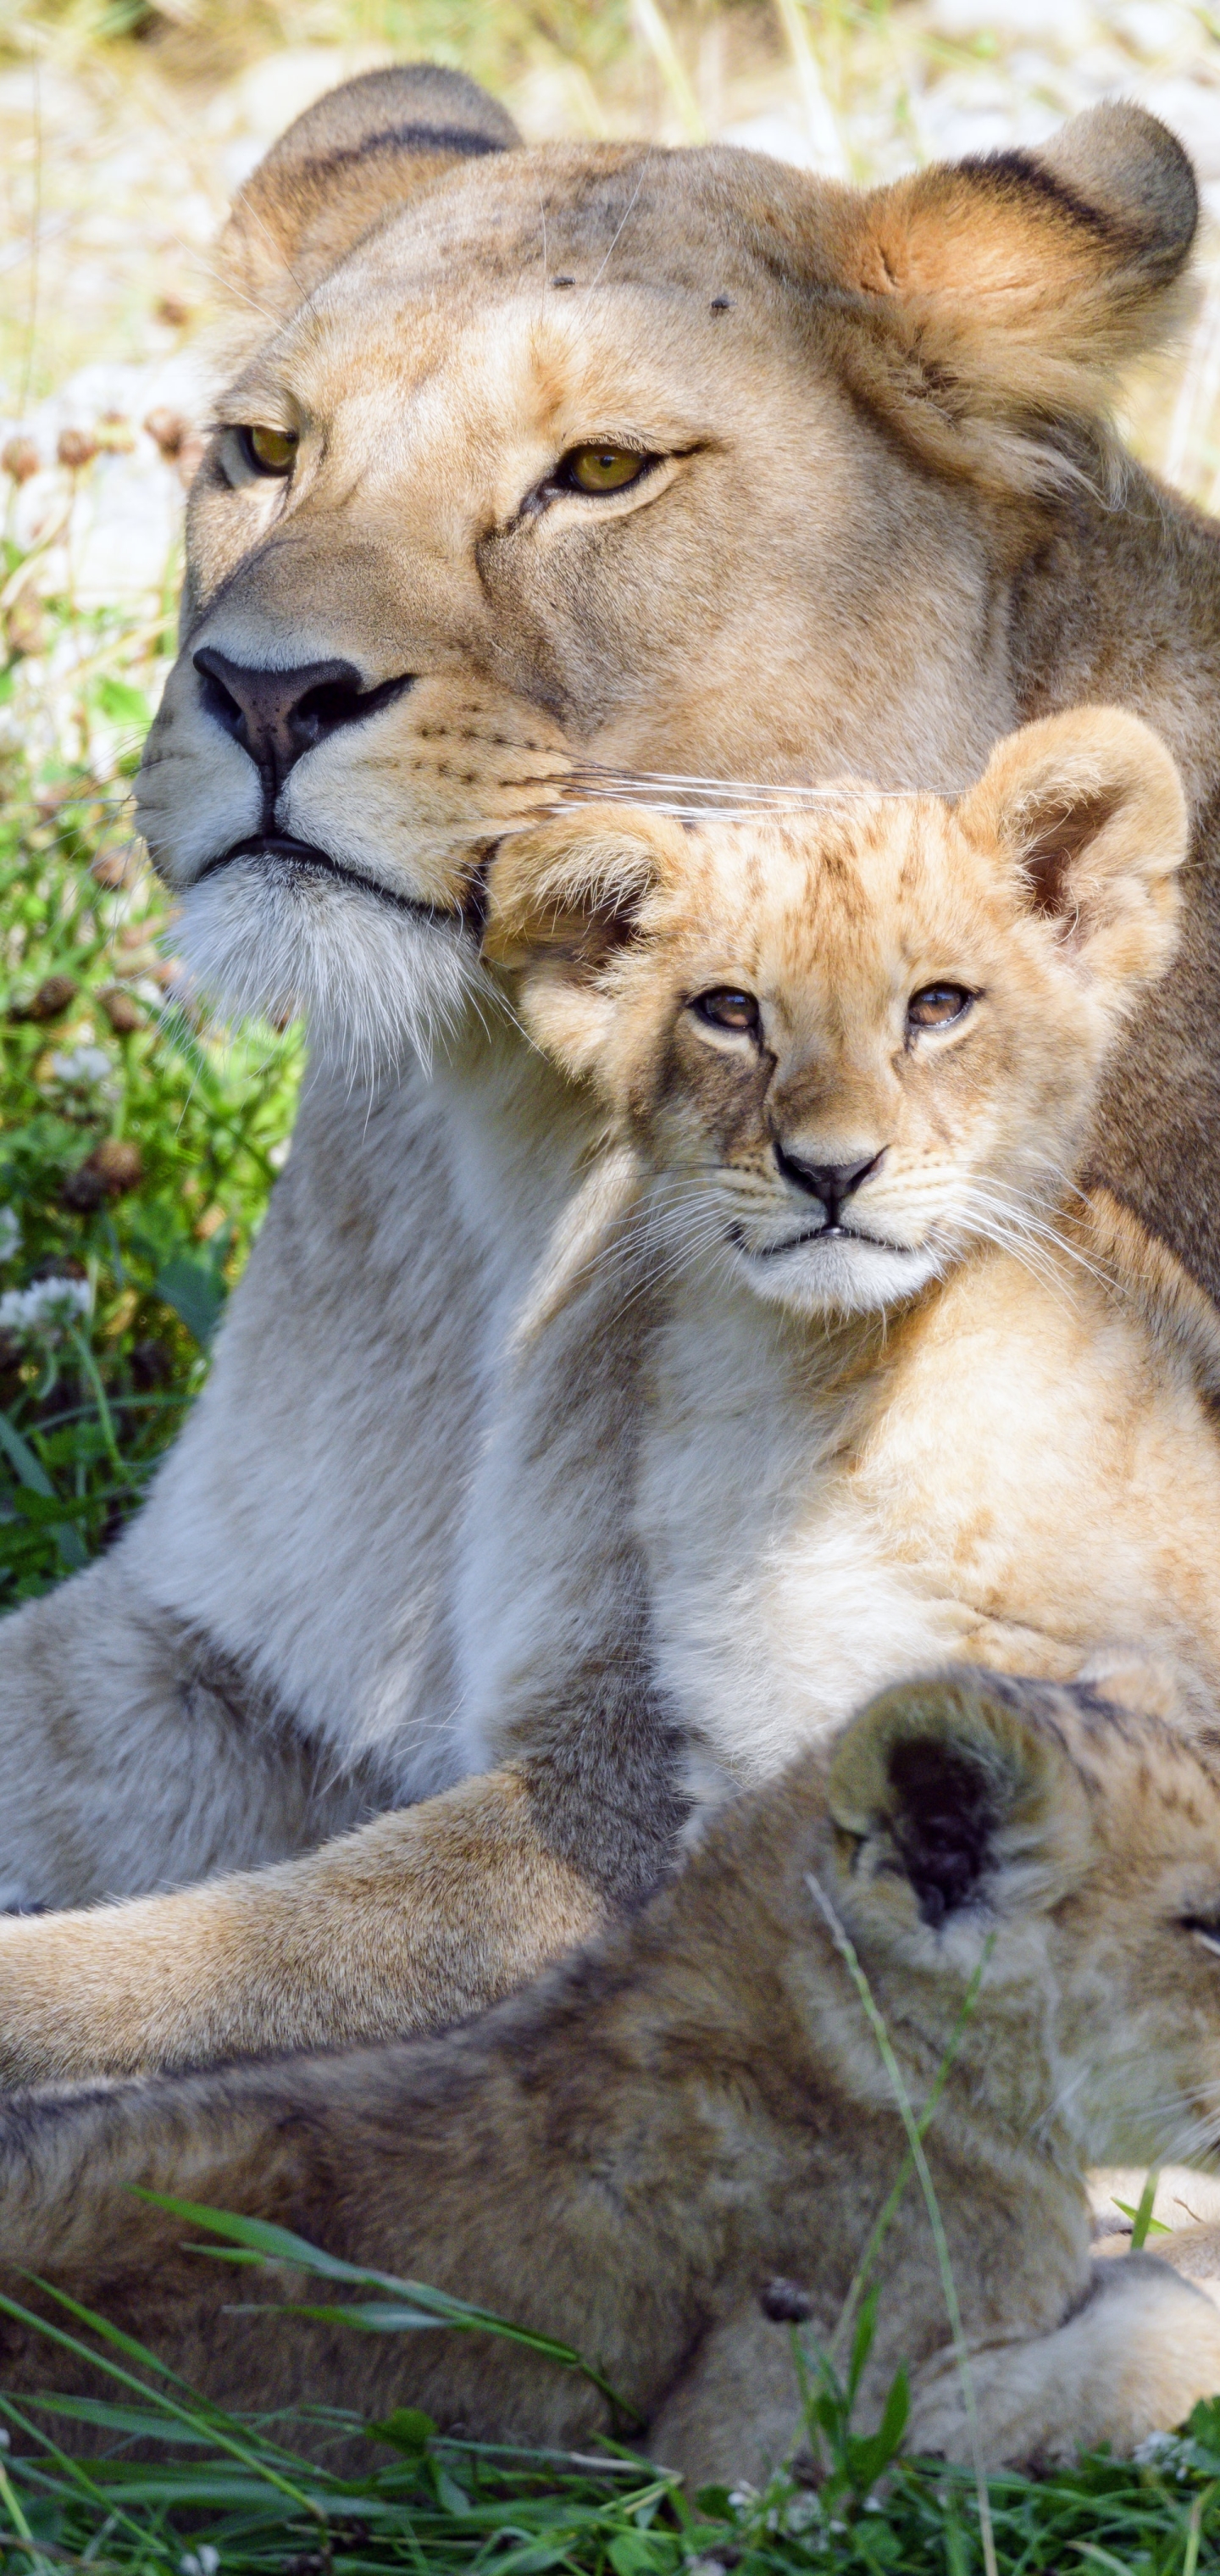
1 0 1218 1604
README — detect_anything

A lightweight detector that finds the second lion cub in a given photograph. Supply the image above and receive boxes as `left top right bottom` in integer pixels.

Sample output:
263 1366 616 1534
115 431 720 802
485 707 1220 1791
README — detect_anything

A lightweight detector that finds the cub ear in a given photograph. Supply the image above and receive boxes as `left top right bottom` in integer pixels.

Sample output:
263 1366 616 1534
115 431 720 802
482 805 688 1080
220 65 520 333
830 104 1196 493
828 1668 1094 1940
957 705 1189 990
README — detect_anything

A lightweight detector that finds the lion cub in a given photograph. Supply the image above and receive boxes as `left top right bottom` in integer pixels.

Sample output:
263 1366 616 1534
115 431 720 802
4 1673 1220 2483
485 706 1220 1796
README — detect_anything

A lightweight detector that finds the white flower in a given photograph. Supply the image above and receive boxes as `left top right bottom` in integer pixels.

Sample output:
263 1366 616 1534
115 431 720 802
49 1046 113 1088
0 1207 19 1264
1133 2429 1184 2467
0 1276 92 1346
179 2549 219 2576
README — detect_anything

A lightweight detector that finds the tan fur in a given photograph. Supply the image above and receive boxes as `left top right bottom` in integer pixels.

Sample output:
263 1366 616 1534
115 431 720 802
0 1774 602 2079
0 74 1217 2090
3 1675 1220 2480
486 708 1220 1791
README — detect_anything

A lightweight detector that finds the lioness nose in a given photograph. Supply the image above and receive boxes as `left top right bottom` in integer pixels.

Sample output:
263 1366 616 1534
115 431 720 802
775 1146 884 1218
193 648 413 792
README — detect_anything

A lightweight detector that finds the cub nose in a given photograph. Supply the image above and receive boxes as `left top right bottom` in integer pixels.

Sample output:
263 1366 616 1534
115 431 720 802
192 648 413 795
774 1145 884 1219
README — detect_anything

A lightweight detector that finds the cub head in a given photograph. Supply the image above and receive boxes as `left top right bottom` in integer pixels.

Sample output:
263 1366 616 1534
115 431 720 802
819 1668 1220 2171
133 64 1197 1069
485 708 1188 1318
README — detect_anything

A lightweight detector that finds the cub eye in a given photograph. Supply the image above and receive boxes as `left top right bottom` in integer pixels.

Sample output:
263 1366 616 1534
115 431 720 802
691 988 761 1038
907 983 973 1033
557 444 653 495
1182 1917 1220 1957
239 425 298 477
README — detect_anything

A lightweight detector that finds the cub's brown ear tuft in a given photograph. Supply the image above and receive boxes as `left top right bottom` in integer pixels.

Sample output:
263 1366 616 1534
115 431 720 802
483 805 687 1080
829 1669 1092 1936
220 64 520 331
959 704 1189 991
832 103 1197 494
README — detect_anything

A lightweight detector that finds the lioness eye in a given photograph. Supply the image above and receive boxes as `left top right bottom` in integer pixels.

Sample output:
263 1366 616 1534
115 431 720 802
907 983 973 1032
691 988 761 1037
239 425 298 477
559 445 652 494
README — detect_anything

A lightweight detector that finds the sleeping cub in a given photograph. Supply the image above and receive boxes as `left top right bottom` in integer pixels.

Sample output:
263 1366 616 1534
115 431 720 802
485 706 1220 1797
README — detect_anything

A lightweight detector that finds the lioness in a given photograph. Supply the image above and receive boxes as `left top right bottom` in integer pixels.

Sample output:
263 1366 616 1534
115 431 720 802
480 705 1220 1788
1 69 1218 2087
2 1672 1220 2483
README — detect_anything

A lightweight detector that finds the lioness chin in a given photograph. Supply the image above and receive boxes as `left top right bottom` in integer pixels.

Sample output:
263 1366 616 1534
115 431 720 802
2 69 1220 2090
4 1674 1220 2483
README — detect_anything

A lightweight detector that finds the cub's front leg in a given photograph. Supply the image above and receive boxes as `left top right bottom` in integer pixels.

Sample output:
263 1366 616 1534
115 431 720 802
907 2257 1220 2466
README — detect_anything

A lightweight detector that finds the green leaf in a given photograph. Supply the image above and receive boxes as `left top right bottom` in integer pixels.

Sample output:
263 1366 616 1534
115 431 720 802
0 1411 87 1568
368 2407 435 2456
1115 2185 1171 2246
434 2470 470 2516
258 2300 472 2335
693 2485 734 2519
134 2196 640 2423
846 2366 910 2495
847 2284 879 2405
155 1253 227 1347
607 2534 671 2576
0 1410 53 1496
94 677 151 730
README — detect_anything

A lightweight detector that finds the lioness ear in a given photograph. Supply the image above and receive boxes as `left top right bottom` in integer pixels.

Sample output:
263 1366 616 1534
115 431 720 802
831 104 1196 492
958 705 1188 989
483 805 687 1080
220 65 520 333
828 1669 1094 1939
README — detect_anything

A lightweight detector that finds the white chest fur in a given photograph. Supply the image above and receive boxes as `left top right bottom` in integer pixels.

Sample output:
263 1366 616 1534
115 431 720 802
635 1282 969 1807
635 1247 1220 1815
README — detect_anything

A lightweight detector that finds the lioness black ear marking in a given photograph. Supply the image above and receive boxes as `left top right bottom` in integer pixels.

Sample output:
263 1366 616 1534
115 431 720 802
1034 100 1198 283
221 64 521 330
834 102 1198 496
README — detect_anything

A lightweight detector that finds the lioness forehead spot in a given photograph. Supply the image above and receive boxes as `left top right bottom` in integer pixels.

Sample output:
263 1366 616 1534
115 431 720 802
313 139 837 304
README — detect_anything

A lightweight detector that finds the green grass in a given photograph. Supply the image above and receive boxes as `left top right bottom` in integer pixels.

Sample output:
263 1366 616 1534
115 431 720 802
0 586 302 1608
5 2256 1220 2576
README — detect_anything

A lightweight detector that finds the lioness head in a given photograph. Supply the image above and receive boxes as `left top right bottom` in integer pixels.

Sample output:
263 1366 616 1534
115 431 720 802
133 63 1197 1064
486 707 1188 1316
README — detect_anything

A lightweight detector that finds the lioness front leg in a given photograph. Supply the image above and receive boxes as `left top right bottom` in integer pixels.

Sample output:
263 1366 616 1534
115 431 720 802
907 2257 1220 2466
0 1769 605 2087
